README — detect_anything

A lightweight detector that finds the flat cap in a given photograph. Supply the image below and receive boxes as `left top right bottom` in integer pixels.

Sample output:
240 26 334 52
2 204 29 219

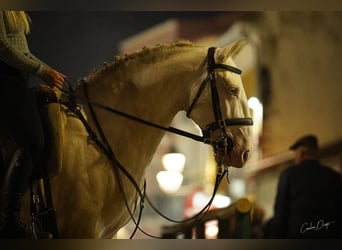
289 134 319 150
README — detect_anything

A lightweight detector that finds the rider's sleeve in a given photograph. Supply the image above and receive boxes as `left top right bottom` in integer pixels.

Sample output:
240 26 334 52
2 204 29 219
0 11 48 78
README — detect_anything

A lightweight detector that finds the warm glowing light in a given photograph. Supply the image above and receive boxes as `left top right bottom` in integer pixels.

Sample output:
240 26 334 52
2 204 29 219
205 220 219 239
230 179 246 198
191 192 231 215
248 97 261 110
213 194 231 208
248 97 263 135
156 171 183 193
157 150 186 193
247 96 263 161
161 153 186 172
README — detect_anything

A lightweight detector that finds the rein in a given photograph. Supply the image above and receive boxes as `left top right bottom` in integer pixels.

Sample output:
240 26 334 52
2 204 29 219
61 83 251 147
59 47 253 238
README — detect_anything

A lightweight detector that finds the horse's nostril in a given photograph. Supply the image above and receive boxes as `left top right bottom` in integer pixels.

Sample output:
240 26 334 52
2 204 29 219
242 150 250 162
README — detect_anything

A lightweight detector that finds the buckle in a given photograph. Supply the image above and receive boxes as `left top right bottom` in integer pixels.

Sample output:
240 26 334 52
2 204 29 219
218 119 226 128
208 71 216 80
33 194 40 205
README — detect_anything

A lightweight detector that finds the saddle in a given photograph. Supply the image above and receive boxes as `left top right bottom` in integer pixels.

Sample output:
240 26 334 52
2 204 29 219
0 84 67 181
32 84 67 180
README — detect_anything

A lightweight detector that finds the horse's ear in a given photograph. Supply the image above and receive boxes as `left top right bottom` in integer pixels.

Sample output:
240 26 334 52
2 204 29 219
214 39 247 63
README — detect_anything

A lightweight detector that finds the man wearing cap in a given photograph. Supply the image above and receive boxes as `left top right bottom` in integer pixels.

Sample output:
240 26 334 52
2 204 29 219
267 135 342 238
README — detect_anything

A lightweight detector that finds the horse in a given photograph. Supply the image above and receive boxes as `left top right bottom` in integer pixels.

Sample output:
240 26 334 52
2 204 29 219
4 40 253 238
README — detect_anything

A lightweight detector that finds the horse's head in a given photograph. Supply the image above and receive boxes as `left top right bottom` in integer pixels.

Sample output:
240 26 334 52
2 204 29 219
187 40 253 168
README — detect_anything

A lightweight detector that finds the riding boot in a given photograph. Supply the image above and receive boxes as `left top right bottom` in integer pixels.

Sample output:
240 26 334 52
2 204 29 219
0 148 33 239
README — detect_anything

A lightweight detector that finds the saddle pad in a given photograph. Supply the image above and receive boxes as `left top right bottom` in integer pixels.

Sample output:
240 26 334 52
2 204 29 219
37 103 66 179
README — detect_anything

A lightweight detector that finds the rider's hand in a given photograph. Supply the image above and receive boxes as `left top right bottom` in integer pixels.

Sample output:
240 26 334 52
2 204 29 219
41 67 66 89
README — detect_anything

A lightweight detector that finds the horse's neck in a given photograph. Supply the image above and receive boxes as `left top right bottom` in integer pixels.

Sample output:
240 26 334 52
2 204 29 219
75 46 206 177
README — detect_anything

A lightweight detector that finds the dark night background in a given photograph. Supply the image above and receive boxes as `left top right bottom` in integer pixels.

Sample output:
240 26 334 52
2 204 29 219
26 11 221 84
3 3 342 250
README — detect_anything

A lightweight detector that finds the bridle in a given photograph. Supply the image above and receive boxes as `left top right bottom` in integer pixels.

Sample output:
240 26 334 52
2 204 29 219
187 47 253 160
59 47 253 238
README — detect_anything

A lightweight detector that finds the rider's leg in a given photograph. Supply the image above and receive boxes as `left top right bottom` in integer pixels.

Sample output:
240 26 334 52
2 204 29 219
0 73 45 238
0 148 33 238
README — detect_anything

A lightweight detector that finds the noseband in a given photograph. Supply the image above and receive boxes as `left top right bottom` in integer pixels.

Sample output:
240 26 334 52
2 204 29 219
186 47 253 157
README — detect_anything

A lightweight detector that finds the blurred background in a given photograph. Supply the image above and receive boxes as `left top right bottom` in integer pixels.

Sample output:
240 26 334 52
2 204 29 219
26 11 342 238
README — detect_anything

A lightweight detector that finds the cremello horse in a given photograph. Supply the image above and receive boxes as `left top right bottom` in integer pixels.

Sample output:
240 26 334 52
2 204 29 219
23 40 252 238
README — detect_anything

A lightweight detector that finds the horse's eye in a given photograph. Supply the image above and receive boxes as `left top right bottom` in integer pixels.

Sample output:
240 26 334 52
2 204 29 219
229 87 238 95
